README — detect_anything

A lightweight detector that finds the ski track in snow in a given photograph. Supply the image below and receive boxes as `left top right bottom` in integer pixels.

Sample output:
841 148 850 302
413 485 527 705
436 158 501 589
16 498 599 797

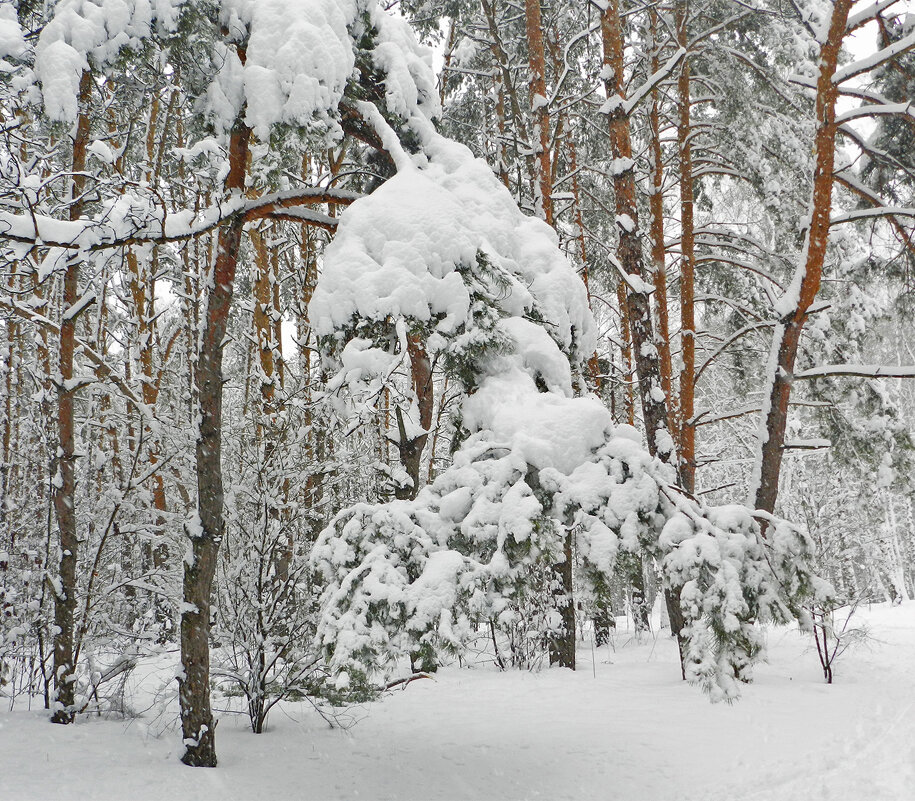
1 603 913 801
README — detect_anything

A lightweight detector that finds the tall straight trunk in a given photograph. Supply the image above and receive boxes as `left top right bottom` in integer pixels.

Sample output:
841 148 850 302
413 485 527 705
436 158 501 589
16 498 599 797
675 1 696 494
179 108 251 768
751 1 852 520
1 265 17 548
600 2 671 460
481 0 530 205
493 75 512 189
523 0 553 224
601 2 686 671
51 69 92 725
250 222 292 581
126 248 168 627
647 6 675 424
298 180 326 543
134 91 172 632
0 267 16 644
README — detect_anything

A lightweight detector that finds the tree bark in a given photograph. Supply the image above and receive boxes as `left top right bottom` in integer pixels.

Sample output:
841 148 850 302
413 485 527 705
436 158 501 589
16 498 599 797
179 109 251 767
523 0 553 224
675 0 697 494
751 0 853 521
549 530 576 669
600 1 672 461
394 335 434 501
51 69 92 725
647 8 675 424
568 139 602 391
601 1 686 672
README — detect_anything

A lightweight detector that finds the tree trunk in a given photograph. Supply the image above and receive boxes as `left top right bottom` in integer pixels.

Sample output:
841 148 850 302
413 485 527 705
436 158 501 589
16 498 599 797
616 281 635 426
568 138 602 391
51 69 92 725
751 0 852 521
394 335 434 501
179 109 251 767
601 1 686 672
675 0 697 494
647 7 676 429
523 0 553 224
600 1 672 460
549 530 576 669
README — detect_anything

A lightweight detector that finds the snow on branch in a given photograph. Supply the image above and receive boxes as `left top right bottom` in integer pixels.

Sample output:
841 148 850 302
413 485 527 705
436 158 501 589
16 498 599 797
833 28 915 84
0 297 151 417
830 206 915 225
622 47 687 117
834 101 915 125
794 364 915 379
846 0 905 33
0 187 360 251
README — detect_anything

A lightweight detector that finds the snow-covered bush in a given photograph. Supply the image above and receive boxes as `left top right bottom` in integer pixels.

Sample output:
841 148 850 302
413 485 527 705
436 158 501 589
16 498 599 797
313 388 829 700
308 73 829 699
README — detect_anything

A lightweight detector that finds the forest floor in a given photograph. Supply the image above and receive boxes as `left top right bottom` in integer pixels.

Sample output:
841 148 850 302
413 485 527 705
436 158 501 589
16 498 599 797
1 602 913 801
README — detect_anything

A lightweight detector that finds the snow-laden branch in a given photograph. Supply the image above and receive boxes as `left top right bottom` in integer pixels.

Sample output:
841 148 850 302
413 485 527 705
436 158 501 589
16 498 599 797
794 364 915 379
621 47 687 117
833 28 915 84
830 206 915 225
846 0 904 33
834 171 915 252
692 400 831 427
783 439 831 450
0 186 360 252
834 101 915 125
547 21 601 107
0 296 151 417
694 321 775 383
688 11 753 48
605 250 655 296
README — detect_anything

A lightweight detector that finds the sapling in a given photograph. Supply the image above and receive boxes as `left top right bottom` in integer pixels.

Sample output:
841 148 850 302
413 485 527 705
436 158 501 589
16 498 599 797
809 598 870 684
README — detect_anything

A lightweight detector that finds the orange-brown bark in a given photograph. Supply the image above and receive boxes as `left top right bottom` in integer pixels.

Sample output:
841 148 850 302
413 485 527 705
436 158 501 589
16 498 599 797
753 0 853 520
600 1 671 458
523 0 553 224
675 1 696 494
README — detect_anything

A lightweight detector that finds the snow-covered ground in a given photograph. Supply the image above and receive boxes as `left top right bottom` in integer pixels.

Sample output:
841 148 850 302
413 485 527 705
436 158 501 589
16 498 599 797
2 603 913 801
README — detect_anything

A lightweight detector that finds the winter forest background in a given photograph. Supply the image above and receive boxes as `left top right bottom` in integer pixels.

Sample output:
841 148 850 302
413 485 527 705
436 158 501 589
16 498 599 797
0 0 914 796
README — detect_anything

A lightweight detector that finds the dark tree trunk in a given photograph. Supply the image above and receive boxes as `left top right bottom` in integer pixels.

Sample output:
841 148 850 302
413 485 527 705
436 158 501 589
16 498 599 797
51 69 92 725
549 530 576 669
179 112 251 768
394 334 433 501
601 1 686 672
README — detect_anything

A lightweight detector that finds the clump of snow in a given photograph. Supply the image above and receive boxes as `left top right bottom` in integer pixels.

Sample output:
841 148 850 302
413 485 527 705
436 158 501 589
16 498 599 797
0 5 27 65
34 0 183 121
242 0 356 139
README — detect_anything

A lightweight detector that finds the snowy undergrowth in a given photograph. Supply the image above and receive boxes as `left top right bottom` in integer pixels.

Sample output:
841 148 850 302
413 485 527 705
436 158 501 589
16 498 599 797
2 603 913 801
